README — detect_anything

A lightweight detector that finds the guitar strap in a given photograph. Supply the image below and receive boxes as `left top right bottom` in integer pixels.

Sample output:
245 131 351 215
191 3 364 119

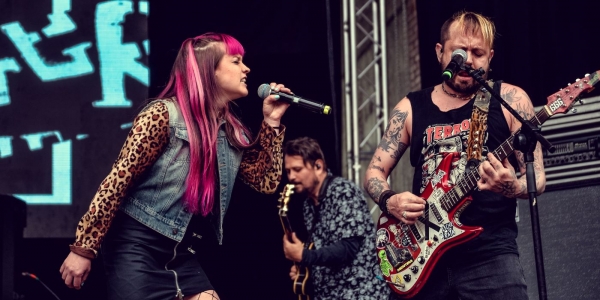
465 80 494 170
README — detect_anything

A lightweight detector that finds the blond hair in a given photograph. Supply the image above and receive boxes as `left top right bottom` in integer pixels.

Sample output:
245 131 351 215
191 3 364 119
440 11 496 49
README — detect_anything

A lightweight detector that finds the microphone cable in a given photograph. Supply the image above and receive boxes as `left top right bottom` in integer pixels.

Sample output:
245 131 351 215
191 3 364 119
22 272 62 300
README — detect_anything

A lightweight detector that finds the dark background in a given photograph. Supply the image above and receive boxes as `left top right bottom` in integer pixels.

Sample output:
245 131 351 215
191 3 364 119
418 0 600 105
3 0 600 299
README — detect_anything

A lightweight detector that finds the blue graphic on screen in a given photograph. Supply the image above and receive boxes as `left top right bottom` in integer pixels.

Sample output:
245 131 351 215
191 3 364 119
0 0 149 205
94 1 149 107
1 22 94 82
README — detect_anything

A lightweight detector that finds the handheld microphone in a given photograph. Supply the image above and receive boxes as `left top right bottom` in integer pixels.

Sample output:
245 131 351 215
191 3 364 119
441 49 467 81
257 84 332 115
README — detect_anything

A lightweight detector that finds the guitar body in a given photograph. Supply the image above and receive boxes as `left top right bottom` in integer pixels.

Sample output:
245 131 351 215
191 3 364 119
279 184 314 300
375 152 482 298
292 243 314 300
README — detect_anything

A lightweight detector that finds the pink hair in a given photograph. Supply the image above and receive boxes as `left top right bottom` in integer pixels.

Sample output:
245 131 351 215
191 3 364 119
158 33 253 216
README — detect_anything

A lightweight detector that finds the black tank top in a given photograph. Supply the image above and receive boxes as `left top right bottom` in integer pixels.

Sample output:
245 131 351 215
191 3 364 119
407 81 519 262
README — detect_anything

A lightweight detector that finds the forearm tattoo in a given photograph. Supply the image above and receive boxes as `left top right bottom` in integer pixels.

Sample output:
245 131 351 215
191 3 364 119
502 182 526 199
366 177 387 202
368 155 385 173
378 109 408 159
515 151 526 172
533 145 544 187
514 143 545 197
501 168 523 198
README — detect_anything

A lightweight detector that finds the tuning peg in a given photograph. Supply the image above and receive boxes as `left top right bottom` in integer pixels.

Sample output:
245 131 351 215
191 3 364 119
585 73 590 77
576 78 581 82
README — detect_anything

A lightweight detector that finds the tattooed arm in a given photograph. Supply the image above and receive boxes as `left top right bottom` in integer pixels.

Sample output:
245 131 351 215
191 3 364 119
478 83 546 199
364 98 426 223
363 98 411 201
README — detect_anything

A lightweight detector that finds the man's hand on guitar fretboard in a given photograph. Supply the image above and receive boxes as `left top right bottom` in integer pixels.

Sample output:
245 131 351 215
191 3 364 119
283 232 304 262
289 265 299 281
477 152 524 198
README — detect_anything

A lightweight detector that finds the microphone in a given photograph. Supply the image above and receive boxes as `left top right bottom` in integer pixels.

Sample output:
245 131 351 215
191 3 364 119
257 84 332 115
441 49 467 81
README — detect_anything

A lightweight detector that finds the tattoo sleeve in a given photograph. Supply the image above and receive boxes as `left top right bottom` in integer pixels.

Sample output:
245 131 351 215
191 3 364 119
500 87 522 105
513 143 546 199
514 102 534 121
364 108 410 202
365 177 387 202
502 85 545 198
368 155 385 173
378 109 408 160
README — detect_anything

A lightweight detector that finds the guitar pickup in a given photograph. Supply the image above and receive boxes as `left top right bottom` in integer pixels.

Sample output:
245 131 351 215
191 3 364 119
430 203 443 223
409 224 422 241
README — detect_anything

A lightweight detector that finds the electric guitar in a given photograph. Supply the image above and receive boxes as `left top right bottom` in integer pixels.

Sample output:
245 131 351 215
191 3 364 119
278 184 314 300
376 71 600 298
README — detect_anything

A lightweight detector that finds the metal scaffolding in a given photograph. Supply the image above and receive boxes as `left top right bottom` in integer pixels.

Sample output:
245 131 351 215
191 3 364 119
342 0 389 186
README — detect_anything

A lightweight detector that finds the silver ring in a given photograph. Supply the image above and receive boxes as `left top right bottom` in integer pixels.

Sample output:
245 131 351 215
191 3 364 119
402 211 407 219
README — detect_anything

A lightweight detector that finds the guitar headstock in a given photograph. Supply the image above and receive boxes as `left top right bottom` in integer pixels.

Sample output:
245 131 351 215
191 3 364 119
277 184 295 217
546 71 600 115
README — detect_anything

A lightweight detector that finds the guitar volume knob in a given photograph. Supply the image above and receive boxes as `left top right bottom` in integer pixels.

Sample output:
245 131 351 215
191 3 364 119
410 266 419 274
417 256 425 264
403 274 412 282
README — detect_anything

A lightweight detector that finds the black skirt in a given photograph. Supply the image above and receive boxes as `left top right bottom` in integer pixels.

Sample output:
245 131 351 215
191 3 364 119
101 211 214 300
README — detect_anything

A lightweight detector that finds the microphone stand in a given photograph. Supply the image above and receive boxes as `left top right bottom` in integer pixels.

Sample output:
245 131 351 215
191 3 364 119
463 66 552 300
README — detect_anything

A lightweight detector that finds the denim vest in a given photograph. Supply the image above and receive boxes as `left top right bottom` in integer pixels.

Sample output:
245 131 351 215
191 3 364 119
119 99 243 244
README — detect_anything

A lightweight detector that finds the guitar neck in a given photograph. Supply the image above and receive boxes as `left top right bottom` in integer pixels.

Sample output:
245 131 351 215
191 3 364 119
441 107 551 211
279 214 294 238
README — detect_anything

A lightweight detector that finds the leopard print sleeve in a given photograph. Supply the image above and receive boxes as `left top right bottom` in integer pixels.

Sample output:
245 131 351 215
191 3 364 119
238 121 285 194
69 101 169 259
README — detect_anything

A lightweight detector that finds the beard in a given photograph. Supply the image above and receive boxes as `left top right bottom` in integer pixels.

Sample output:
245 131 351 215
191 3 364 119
445 77 480 96
440 62 488 96
293 176 321 196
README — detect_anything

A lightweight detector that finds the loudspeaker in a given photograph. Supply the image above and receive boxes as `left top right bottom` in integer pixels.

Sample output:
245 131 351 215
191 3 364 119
516 185 600 300
1 195 27 300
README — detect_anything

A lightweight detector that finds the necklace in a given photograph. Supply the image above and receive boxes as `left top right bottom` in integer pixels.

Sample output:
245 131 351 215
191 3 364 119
441 82 475 100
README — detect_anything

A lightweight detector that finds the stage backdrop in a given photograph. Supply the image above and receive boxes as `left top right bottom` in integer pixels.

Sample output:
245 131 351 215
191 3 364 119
0 0 150 238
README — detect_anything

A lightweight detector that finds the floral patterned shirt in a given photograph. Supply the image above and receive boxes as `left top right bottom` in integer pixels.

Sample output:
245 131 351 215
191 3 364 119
303 177 389 299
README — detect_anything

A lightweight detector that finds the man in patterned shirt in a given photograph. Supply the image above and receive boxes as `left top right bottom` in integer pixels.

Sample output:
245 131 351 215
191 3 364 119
282 137 389 299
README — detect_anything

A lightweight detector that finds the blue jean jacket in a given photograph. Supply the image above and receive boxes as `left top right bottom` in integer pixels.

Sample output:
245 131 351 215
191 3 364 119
119 100 242 244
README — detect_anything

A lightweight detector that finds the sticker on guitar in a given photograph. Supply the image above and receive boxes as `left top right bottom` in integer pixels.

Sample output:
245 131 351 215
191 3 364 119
376 71 600 298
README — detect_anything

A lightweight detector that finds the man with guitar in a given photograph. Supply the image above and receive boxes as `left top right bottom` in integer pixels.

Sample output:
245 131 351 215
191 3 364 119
282 137 389 299
364 11 546 300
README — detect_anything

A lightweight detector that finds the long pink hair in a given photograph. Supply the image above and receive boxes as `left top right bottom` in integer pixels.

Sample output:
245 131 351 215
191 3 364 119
158 33 253 216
